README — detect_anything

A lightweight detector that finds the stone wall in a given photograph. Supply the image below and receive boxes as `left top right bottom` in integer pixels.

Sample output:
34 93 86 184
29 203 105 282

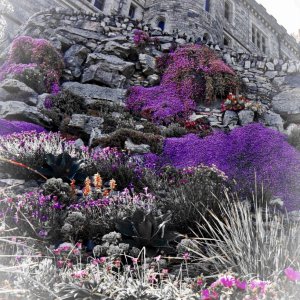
1 9 300 135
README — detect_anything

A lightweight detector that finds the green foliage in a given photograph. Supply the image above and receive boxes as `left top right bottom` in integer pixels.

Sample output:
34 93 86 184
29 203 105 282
151 165 231 233
93 128 164 154
116 208 179 256
38 152 87 183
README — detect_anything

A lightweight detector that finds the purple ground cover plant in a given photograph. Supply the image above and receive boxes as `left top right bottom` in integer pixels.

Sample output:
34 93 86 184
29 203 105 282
163 123 300 210
126 45 238 124
0 119 46 136
0 36 64 93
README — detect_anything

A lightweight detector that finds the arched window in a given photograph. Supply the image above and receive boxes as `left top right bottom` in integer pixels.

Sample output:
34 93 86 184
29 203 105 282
157 17 166 31
205 0 210 12
203 33 210 43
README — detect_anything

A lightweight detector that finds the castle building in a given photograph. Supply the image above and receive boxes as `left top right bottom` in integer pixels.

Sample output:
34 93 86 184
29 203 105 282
1 0 299 59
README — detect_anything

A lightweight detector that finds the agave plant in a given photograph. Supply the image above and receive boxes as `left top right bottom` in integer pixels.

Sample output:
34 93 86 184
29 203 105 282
116 209 179 256
38 152 86 182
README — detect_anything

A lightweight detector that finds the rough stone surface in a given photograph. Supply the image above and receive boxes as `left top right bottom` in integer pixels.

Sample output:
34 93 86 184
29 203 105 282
272 88 300 123
258 111 284 131
223 110 239 126
0 101 50 126
62 82 127 106
238 110 255 125
125 139 151 154
82 53 135 88
64 44 91 78
68 114 104 135
0 79 38 106
139 54 157 76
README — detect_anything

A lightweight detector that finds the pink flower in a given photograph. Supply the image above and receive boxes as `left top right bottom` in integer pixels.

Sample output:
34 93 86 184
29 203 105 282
132 258 139 264
148 274 158 284
201 289 218 300
114 259 121 268
75 242 82 249
99 257 107 264
57 260 64 268
53 248 61 255
285 267 300 281
154 255 161 262
219 275 235 288
183 252 190 261
236 279 247 290
197 276 203 286
72 270 88 279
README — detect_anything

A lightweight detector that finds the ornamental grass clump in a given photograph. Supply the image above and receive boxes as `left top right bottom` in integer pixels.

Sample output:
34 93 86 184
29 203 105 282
127 45 238 124
0 36 64 93
163 123 300 211
185 193 300 281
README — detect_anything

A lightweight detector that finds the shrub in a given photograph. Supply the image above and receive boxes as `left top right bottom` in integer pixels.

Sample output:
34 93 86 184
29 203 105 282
0 131 88 179
43 90 87 131
0 36 64 93
93 128 164 154
162 123 300 211
151 165 231 232
127 83 196 125
126 45 238 124
0 119 46 136
186 195 300 280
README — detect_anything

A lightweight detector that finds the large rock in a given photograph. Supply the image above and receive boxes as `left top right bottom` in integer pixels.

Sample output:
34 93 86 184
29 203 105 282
64 44 90 78
0 101 50 126
68 114 104 135
238 110 254 125
139 54 157 76
223 110 238 127
62 82 127 106
82 53 135 88
0 79 38 106
258 111 284 131
55 27 105 43
103 41 135 59
272 88 300 123
125 139 151 154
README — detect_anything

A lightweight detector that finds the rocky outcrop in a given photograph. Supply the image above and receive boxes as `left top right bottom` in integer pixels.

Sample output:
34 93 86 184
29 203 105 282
62 82 127 106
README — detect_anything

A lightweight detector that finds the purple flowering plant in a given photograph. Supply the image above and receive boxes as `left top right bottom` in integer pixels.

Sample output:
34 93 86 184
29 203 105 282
163 123 300 211
0 36 64 93
0 119 46 136
127 45 238 124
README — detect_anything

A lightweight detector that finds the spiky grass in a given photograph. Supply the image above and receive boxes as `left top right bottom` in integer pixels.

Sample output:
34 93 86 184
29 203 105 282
185 191 300 280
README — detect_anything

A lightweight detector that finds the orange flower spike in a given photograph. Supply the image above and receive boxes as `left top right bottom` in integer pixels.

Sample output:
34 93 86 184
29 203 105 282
70 179 76 195
109 179 117 191
93 173 102 189
83 177 91 196
103 189 110 197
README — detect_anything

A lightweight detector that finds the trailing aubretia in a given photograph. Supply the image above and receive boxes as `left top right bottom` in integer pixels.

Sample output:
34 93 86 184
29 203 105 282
163 123 300 210
0 36 64 93
0 119 46 136
127 44 237 124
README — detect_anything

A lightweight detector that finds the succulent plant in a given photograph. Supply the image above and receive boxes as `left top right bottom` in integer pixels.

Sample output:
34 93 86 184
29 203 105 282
116 209 179 256
38 152 86 182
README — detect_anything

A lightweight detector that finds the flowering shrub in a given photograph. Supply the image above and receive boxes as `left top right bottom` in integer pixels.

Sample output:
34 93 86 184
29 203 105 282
0 36 64 93
163 123 300 210
0 131 88 178
221 93 267 115
133 29 152 47
221 93 249 111
184 118 212 137
0 119 46 136
126 45 237 124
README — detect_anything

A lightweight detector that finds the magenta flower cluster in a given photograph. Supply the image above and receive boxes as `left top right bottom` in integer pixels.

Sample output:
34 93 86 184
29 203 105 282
126 45 236 124
0 36 64 93
133 30 152 47
163 123 300 211
0 119 46 136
